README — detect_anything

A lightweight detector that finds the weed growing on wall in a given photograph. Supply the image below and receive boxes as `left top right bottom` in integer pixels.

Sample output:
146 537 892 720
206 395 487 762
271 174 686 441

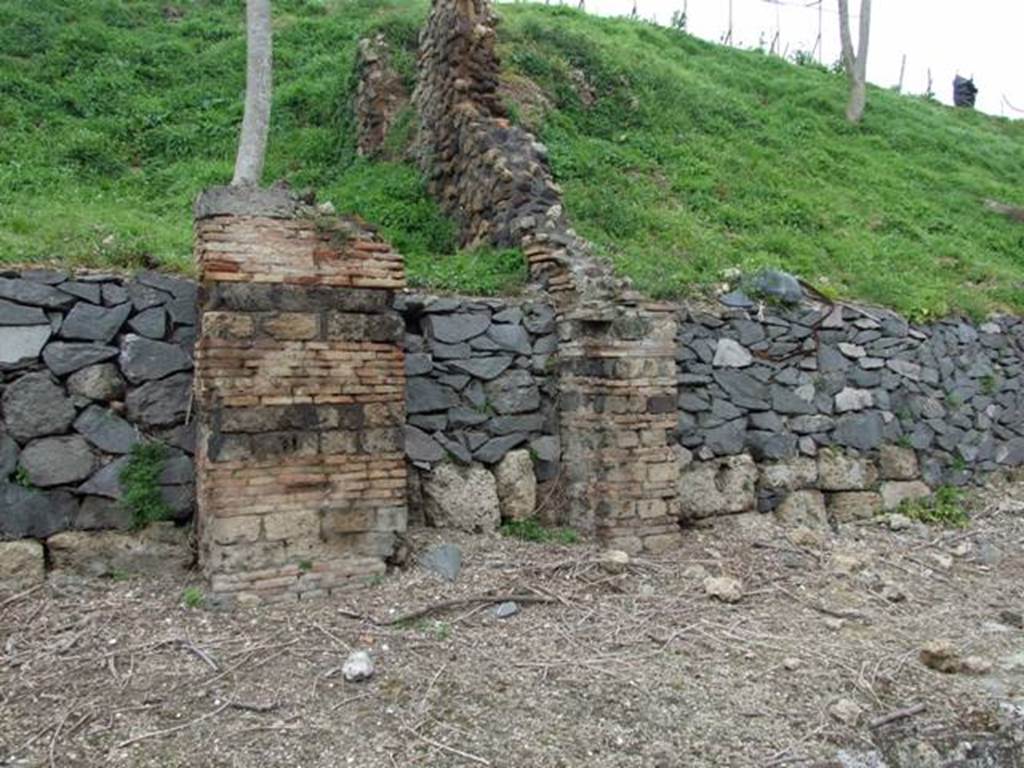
897 486 969 528
119 442 172 529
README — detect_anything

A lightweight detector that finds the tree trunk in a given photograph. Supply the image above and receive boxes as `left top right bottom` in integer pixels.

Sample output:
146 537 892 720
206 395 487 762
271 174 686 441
837 0 871 124
846 78 866 123
232 0 272 187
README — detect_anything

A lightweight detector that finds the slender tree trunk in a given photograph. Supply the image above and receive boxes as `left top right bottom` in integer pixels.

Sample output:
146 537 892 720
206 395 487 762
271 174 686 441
837 0 871 124
232 0 272 187
846 79 866 122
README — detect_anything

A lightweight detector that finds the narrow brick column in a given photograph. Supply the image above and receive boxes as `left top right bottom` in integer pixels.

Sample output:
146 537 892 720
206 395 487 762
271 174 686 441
193 187 407 606
559 301 683 554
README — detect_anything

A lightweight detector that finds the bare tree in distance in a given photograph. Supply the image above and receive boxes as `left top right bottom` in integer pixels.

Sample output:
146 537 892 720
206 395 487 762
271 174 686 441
232 0 272 186
837 0 871 123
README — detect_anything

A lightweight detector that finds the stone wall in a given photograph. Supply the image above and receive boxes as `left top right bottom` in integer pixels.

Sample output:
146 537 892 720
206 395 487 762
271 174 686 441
674 294 1024 524
410 0 620 299
0 269 195 540
7 258 1024 575
398 294 558 472
354 34 409 158
193 186 407 606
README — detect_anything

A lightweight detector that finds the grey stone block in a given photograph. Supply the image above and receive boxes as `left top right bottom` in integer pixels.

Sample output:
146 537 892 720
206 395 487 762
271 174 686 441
484 369 540 414
125 373 191 427
19 435 96 487
128 306 168 339
474 433 527 464
119 335 193 383
66 363 126 402
404 425 445 463
60 301 131 343
407 377 459 414
0 299 48 326
0 278 76 310
74 405 139 454
77 456 131 499
58 281 102 304
0 325 51 367
43 341 119 376
2 371 75 441
0 483 77 538
426 313 490 344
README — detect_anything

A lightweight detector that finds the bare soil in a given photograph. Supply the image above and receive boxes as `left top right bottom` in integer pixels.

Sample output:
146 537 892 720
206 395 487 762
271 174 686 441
3 481 1024 768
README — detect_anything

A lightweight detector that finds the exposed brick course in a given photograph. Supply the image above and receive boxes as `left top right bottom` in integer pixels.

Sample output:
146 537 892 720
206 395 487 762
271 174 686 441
194 187 407 606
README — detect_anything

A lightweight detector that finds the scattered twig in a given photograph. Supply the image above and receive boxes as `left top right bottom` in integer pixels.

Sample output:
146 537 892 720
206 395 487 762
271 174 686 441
402 723 491 766
380 593 554 627
0 584 44 611
868 702 926 729
178 639 221 672
114 701 232 749
229 700 280 714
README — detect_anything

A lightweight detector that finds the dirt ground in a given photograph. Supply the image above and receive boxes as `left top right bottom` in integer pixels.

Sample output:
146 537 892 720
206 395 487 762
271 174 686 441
2 482 1024 768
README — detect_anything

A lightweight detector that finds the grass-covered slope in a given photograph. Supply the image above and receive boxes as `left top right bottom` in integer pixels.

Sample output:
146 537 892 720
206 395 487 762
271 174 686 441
3 1 1024 317
0 0 521 293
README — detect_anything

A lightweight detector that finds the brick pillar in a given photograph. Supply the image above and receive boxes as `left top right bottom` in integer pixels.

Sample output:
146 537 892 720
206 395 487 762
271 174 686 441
558 301 683 555
193 187 407 606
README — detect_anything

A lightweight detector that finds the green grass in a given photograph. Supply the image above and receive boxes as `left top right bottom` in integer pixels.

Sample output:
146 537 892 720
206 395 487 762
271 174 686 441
181 586 204 608
500 517 579 544
896 486 969 528
3 0 1024 315
119 441 172 528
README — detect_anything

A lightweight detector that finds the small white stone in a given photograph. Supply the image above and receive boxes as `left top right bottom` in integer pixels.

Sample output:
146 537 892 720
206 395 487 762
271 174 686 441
838 342 866 359
712 338 752 368
888 512 913 531
930 552 954 570
703 575 743 603
683 564 708 580
342 650 375 682
600 549 630 575
829 698 863 725
834 387 874 413
782 657 802 671
961 655 992 675
494 601 520 619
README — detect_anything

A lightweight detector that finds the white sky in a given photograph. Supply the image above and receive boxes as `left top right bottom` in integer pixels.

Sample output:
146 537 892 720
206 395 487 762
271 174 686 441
512 0 1024 118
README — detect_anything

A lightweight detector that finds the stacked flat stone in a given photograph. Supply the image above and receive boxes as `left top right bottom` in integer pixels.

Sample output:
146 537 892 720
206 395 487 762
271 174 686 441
0 269 195 540
399 294 559 476
675 299 1024 520
354 34 409 157
559 302 683 554
194 186 407 606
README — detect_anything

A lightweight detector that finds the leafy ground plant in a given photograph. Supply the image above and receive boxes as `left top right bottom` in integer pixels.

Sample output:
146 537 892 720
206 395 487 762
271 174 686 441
181 586 204 609
897 485 969 527
119 441 172 528
500 517 579 544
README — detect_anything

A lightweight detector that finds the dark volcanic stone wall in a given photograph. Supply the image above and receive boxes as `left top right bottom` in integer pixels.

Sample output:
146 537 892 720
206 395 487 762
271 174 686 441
0 269 195 539
398 294 559 478
675 299 1024 521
